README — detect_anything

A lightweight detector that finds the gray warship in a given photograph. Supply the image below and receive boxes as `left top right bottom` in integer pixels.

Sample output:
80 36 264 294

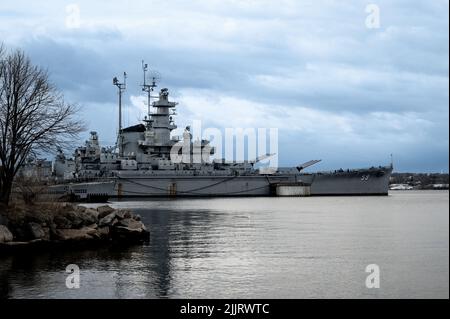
48 65 392 200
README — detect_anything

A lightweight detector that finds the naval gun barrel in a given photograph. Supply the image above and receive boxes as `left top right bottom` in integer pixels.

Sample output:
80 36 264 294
296 159 322 171
249 153 276 164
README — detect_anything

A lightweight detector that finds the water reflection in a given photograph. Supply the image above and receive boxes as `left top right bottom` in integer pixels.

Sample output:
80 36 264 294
1 193 449 299
138 208 223 298
0 206 223 299
0 245 140 298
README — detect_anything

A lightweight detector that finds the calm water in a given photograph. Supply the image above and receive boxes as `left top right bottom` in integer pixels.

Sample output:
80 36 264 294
1 190 448 299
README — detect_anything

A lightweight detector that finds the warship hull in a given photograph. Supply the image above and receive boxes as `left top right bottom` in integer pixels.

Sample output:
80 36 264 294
45 84 393 200
301 170 391 196
48 167 391 200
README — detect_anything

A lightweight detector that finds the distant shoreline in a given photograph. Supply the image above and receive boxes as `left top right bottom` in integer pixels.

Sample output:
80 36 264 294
389 172 449 190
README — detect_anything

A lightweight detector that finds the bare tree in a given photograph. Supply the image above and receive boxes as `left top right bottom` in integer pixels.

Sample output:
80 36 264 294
0 45 84 205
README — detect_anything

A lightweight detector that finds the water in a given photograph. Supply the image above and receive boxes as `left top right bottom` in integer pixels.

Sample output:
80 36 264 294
1 190 448 299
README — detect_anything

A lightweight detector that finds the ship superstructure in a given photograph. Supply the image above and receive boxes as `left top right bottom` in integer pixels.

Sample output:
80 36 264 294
48 63 392 200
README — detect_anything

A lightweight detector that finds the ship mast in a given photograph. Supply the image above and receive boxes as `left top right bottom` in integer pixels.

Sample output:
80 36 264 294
113 72 127 157
141 60 159 120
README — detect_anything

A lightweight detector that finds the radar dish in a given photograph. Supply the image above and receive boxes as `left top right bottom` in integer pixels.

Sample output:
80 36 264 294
147 70 162 86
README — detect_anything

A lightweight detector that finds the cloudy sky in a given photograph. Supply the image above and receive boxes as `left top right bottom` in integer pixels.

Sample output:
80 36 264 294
0 0 448 172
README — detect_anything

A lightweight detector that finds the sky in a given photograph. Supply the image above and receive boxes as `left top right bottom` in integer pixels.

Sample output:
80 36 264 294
0 0 448 172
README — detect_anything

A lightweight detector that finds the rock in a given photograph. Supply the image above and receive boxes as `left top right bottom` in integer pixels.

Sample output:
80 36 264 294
48 222 58 238
123 211 132 219
97 205 115 219
82 209 99 226
8 223 28 241
1 205 151 247
115 210 127 219
98 226 110 238
54 215 72 229
112 226 149 242
28 222 50 241
64 211 84 228
0 225 13 243
24 210 49 224
59 203 75 212
75 206 87 213
99 212 117 227
112 217 149 242
56 226 98 241
42 227 50 240
86 208 99 218
0 214 8 225
115 225 144 233
84 227 98 236
118 218 145 230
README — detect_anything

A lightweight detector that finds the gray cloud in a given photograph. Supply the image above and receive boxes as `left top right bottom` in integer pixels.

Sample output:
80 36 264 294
0 0 448 172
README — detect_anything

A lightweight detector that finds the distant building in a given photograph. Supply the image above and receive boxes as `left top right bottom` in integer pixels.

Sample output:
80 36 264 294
53 147 76 180
18 158 53 180
389 183 414 190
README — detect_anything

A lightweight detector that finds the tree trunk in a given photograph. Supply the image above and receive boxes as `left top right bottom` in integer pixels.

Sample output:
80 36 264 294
0 47 84 206
0 178 12 206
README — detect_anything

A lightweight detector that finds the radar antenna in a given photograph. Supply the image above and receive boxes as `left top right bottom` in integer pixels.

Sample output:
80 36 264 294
113 71 127 157
141 60 161 117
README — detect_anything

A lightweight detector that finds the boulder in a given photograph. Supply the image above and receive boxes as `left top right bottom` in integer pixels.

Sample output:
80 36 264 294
98 226 110 238
53 215 72 229
132 214 142 221
56 226 98 241
99 212 117 227
75 206 87 213
97 205 115 219
23 210 49 224
8 223 28 241
42 227 51 240
117 218 145 230
0 225 13 243
82 209 99 226
115 210 127 219
85 208 99 218
124 211 132 219
64 211 84 228
0 214 7 225
48 221 57 234
112 226 149 242
61 202 74 209
28 222 50 241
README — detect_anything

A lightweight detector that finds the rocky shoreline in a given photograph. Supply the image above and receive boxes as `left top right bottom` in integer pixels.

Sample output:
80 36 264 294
0 203 149 252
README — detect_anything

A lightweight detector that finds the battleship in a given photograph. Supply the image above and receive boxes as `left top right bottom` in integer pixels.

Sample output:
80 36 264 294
45 63 392 200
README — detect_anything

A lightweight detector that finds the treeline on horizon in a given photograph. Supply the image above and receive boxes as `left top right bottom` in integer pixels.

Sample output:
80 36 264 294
390 172 449 189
